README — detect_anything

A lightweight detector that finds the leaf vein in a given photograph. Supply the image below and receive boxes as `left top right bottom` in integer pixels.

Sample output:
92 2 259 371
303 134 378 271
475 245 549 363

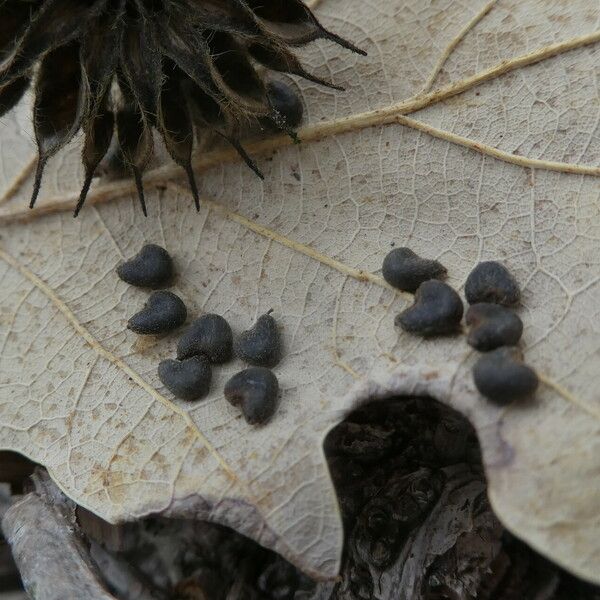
421 0 499 93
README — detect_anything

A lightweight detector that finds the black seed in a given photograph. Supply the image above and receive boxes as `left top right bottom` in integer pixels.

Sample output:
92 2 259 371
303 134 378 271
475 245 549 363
264 80 304 130
127 291 187 335
473 347 538 404
117 244 174 289
382 247 447 293
235 312 282 367
158 356 212 401
224 367 279 425
465 261 520 306
177 314 233 363
466 303 523 351
395 280 463 336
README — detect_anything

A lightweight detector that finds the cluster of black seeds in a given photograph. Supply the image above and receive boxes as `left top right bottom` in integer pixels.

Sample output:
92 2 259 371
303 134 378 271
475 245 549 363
384 248 538 405
117 243 282 424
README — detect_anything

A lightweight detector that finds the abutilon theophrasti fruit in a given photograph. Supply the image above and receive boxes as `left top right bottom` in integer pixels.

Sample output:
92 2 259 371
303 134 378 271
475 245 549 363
0 0 364 215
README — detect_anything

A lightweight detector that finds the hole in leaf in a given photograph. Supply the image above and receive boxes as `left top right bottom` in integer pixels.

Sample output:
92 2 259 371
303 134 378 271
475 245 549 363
5 404 598 598
0 450 37 494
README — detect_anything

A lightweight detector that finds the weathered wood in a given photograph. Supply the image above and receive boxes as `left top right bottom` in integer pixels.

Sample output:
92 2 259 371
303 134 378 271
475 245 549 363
1 471 116 600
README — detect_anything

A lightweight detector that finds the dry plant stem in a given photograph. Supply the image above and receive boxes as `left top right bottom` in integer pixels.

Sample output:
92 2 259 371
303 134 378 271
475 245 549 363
1 471 117 600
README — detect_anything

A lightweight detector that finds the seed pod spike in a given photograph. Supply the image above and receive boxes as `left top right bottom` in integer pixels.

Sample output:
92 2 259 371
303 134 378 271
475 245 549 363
320 28 367 57
116 107 153 215
73 176 93 218
247 42 344 92
301 74 344 93
132 167 148 217
29 157 47 209
218 132 264 180
75 107 114 217
185 164 201 212
158 68 200 211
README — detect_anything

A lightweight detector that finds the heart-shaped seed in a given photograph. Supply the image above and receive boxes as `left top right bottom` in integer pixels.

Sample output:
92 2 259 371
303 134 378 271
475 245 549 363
395 280 463 335
177 314 233 363
465 261 520 306
235 312 281 367
466 303 523 351
473 347 538 404
117 244 174 288
127 291 187 335
382 247 447 293
224 367 279 425
158 356 211 401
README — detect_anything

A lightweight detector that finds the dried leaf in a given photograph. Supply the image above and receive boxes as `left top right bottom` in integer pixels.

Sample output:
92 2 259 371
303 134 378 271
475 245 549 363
0 0 599 586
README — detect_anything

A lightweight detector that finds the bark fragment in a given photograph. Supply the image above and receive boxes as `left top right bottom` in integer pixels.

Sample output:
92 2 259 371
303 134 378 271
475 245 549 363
1 470 116 600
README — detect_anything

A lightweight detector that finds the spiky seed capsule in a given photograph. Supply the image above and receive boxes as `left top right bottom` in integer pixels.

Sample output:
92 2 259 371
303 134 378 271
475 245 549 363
473 347 538 404
466 303 523 351
382 247 447 293
158 356 212 401
465 261 521 306
177 314 233 363
395 280 463 336
235 312 282 368
127 291 187 335
117 244 174 288
0 0 364 214
224 367 279 425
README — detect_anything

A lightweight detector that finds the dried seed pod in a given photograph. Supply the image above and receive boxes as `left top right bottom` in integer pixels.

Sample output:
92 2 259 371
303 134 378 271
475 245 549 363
0 0 363 214
224 367 279 425
116 105 153 216
158 356 211 401
127 291 187 335
177 314 233 363
75 102 114 217
234 312 282 367
473 347 539 404
117 244 174 289
158 64 199 210
382 247 447 293
465 261 521 306
30 42 86 208
466 303 523 351
395 280 463 336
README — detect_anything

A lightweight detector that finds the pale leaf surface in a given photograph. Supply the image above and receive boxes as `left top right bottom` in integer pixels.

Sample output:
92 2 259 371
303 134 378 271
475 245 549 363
0 0 599 584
